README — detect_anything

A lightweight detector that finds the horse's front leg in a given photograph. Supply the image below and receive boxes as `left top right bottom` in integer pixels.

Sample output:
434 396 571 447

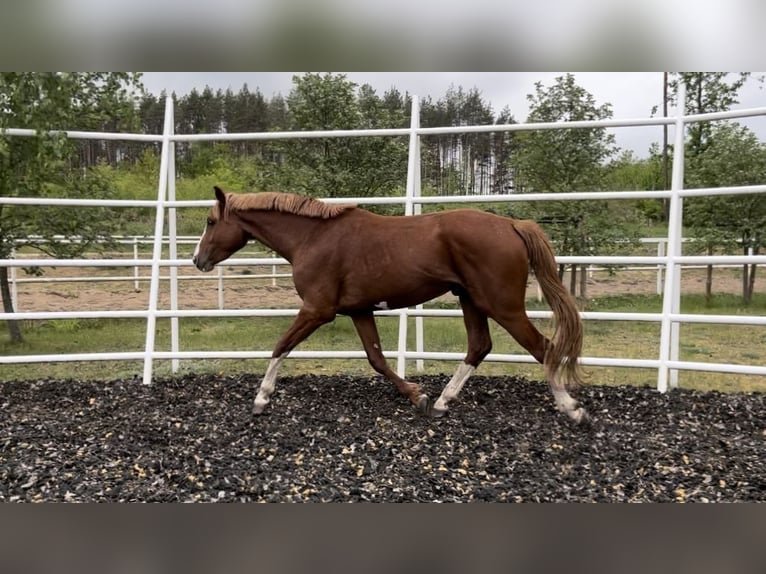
254 306 334 414
350 312 430 414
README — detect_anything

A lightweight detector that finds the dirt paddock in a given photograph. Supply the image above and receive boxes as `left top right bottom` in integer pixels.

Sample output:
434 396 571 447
12 264 759 312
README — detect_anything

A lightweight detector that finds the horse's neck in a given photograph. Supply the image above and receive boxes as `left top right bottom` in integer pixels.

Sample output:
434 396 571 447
237 211 321 261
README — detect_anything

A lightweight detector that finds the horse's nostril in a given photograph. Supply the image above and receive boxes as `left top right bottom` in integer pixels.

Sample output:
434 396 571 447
192 255 197 265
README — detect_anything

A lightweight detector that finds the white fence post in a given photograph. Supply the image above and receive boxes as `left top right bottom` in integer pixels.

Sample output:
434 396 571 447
670 235 683 389
657 83 686 393
397 96 421 378
167 103 180 374
10 247 18 311
411 97 425 372
142 96 173 385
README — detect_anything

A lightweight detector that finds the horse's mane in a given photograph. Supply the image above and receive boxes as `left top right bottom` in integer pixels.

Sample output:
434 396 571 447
224 192 355 221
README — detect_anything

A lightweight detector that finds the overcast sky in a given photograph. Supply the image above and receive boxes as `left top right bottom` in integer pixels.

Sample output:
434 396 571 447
141 72 766 157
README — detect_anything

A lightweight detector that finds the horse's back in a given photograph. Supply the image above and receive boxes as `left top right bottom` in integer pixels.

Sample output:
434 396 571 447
433 209 529 258
348 208 529 269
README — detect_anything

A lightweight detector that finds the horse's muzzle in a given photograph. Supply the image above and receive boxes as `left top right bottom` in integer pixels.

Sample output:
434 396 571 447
192 255 213 273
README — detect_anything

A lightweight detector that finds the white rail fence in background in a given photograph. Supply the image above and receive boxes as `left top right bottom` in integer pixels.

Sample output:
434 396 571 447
9 236 289 310
9 235 753 311
8 235 759 311
2 85 766 392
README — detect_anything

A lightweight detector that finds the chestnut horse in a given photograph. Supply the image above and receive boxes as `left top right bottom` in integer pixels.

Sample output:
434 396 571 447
193 187 587 423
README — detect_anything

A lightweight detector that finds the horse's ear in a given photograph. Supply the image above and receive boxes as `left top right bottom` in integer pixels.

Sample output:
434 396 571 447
214 186 226 206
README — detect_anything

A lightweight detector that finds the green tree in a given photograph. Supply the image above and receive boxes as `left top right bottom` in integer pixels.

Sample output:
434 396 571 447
513 74 631 304
669 72 763 302
282 72 361 196
266 93 290 130
175 86 228 177
684 122 766 303
139 90 166 136
222 84 269 157
381 87 411 127
669 73 751 156
263 73 408 202
0 72 143 342
420 85 497 195
492 106 518 194
604 149 665 222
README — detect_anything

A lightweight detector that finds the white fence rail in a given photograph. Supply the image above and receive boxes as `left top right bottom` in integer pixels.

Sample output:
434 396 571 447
1 85 766 392
8 235 758 309
8 236 288 309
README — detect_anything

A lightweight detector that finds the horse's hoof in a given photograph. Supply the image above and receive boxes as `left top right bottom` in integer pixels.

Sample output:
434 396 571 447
253 400 268 415
570 407 589 425
430 405 447 418
416 394 431 415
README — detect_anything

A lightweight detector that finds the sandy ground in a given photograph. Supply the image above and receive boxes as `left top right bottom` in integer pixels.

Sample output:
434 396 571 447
10 262 759 313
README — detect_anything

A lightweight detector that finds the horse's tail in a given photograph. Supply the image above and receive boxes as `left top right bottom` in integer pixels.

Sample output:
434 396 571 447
512 219 584 389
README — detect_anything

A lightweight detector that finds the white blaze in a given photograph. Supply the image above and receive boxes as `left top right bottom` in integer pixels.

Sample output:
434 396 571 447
193 225 207 260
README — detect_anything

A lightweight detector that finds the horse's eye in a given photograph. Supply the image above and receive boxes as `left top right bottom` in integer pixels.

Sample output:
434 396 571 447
207 217 215 226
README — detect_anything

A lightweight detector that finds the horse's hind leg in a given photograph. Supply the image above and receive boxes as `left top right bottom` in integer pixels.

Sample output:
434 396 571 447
351 312 429 413
431 295 492 417
492 309 585 422
254 306 334 414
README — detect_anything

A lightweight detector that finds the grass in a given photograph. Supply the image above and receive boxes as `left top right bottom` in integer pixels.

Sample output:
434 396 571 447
1 293 764 394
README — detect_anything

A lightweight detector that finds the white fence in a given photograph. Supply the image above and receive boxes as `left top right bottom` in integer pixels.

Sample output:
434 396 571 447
4 238 716 313
8 235 757 310
2 84 766 392
8 236 289 310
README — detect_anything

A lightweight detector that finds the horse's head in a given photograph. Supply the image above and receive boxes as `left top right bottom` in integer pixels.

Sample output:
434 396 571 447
193 186 251 272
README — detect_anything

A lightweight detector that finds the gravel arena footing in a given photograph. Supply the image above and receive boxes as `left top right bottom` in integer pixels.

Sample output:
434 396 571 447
1 374 764 502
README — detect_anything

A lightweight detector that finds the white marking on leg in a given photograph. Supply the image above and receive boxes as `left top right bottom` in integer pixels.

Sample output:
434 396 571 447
254 354 286 413
433 363 475 413
552 388 578 413
550 372 587 423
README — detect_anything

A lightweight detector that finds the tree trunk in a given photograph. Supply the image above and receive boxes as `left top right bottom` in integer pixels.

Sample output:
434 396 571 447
705 245 713 306
746 245 758 304
579 264 588 309
742 243 750 302
569 265 577 296
0 266 23 343
746 264 756 304
558 264 565 281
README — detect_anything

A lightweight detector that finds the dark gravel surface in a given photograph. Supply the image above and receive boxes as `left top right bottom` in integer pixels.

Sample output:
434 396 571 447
1 374 764 502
